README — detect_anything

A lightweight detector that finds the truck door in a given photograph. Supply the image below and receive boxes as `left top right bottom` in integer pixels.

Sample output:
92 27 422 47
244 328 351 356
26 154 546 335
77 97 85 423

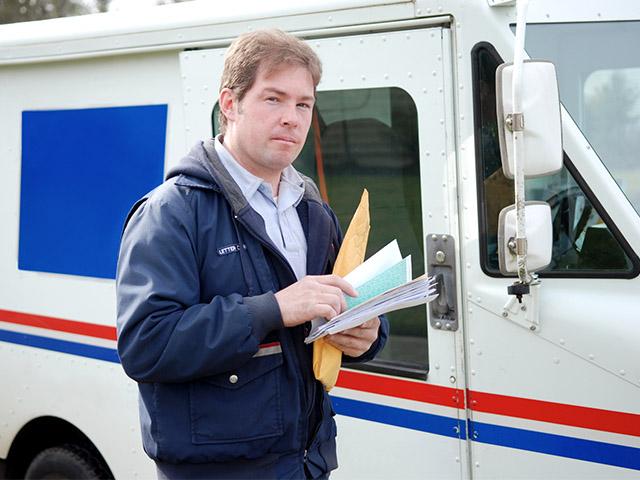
179 24 468 479
465 26 640 478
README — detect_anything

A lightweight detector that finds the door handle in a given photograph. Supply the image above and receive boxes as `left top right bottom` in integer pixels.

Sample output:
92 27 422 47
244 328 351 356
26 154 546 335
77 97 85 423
427 234 458 331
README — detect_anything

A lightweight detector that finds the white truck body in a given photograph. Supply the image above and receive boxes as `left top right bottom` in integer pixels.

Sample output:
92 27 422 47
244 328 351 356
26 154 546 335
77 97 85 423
0 1 638 478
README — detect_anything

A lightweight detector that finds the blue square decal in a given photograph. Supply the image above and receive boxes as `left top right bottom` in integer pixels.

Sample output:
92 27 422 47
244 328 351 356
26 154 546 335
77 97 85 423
19 105 168 279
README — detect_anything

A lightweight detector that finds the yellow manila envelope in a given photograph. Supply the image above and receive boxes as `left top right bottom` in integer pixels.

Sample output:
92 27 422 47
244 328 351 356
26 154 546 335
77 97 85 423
313 189 370 391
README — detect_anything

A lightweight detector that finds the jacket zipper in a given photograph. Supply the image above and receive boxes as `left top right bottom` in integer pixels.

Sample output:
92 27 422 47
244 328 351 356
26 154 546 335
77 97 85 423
303 245 336 455
235 215 318 451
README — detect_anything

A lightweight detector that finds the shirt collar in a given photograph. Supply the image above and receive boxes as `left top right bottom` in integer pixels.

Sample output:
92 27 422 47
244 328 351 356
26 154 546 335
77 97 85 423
277 166 305 211
215 135 305 210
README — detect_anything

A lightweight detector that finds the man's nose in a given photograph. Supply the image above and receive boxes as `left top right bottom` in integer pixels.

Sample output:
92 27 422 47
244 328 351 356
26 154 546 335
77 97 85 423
280 103 299 127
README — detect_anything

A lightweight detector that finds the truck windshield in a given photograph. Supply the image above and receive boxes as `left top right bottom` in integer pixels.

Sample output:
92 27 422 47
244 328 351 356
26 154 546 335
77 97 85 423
526 21 640 215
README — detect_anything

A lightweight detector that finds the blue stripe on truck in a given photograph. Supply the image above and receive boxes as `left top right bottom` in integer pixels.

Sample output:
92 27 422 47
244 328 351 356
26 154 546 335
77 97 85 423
331 395 466 439
0 328 119 363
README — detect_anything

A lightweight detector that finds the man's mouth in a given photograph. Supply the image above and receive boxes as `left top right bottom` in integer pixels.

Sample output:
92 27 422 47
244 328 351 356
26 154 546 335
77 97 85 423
271 136 297 145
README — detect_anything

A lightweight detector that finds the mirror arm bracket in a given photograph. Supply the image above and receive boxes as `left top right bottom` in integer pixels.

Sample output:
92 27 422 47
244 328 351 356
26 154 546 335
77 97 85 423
516 237 528 255
505 112 525 132
502 280 541 332
506 236 528 256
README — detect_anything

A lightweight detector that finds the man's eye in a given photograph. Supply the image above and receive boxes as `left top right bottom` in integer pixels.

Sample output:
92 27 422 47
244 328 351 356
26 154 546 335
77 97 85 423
266 97 279 103
297 103 311 109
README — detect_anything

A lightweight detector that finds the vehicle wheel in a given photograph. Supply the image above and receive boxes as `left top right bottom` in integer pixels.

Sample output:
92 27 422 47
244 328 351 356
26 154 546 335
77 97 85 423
24 444 109 480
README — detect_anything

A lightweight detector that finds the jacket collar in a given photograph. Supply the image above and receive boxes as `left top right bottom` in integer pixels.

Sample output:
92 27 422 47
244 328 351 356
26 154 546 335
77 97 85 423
187 138 324 214
297 200 336 276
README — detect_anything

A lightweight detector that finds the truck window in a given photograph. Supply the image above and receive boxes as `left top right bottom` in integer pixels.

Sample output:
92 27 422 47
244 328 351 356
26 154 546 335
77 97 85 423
526 21 640 216
472 43 638 277
213 87 428 376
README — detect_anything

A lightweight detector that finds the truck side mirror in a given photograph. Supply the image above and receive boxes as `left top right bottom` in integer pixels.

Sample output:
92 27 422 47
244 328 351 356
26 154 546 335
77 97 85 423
498 201 553 275
496 60 563 179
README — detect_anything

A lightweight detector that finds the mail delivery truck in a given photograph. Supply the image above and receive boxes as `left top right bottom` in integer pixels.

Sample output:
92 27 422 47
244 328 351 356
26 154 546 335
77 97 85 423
0 0 638 478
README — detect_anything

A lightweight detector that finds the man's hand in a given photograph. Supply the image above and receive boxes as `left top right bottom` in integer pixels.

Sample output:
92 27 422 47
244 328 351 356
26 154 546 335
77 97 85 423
274 275 358 328
325 317 381 358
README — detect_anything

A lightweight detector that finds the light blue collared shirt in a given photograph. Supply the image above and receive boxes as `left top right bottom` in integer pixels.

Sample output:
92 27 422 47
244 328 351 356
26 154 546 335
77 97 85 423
215 136 308 280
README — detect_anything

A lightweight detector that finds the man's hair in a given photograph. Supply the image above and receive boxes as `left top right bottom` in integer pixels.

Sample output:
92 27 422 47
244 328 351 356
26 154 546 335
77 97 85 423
218 29 322 134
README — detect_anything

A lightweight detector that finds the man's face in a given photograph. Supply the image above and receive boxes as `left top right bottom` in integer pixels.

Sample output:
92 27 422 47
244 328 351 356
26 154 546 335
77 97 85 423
222 63 315 181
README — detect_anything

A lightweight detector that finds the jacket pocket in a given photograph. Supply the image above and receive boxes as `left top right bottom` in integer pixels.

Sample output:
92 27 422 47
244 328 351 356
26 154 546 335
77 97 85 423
189 353 284 445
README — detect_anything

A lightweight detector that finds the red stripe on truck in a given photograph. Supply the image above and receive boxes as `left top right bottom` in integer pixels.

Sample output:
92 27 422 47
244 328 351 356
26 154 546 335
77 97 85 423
337 369 465 409
0 309 117 340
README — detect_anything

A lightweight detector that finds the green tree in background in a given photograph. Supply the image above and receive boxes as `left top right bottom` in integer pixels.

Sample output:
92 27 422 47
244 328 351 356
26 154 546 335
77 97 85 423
0 0 192 24
0 0 108 24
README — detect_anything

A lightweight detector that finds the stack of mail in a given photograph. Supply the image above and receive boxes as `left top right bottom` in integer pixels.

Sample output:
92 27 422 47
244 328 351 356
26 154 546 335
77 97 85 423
305 240 439 343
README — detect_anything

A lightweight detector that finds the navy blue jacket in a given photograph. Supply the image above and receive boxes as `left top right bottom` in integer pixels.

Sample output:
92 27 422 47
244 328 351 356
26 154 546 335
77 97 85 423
116 139 389 478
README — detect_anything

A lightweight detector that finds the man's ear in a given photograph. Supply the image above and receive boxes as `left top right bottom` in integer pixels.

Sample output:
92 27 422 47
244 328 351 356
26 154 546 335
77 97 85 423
219 88 237 123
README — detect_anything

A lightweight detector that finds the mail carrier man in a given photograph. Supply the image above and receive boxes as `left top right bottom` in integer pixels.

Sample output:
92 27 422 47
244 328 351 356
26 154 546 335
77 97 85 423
116 29 389 479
